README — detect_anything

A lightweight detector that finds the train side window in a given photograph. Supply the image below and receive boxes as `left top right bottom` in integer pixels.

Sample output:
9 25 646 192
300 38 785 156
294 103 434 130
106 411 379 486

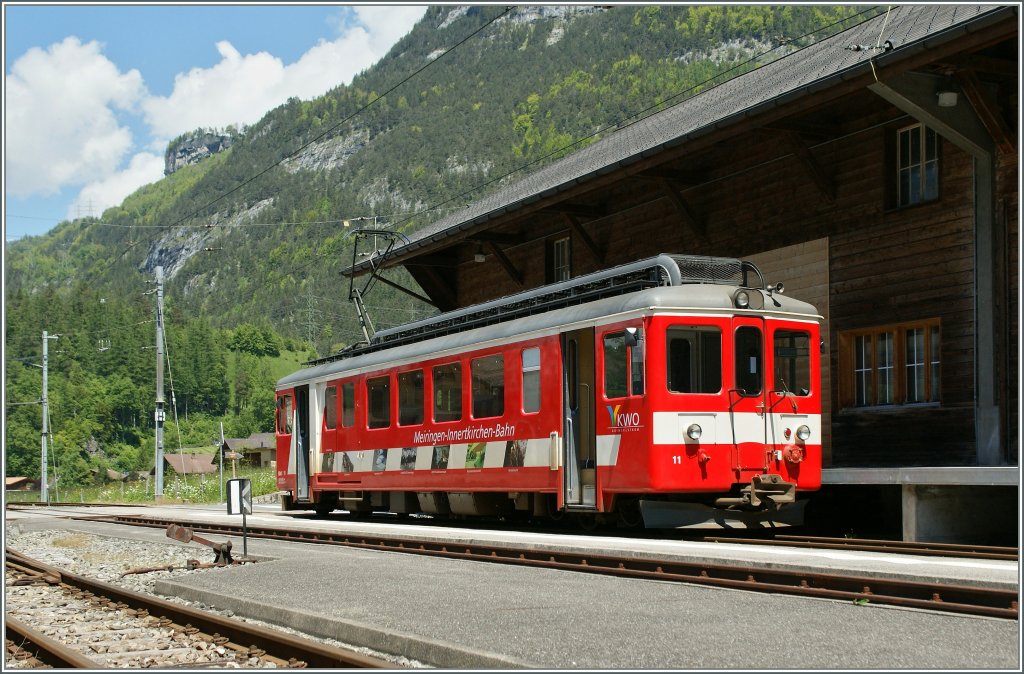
398 370 425 426
522 347 541 413
367 376 391 429
735 326 763 396
667 327 722 393
433 363 463 422
341 382 355 427
324 386 337 430
604 330 644 398
629 329 645 395
472 354 505 418
773 330 811 396
276 395 293 433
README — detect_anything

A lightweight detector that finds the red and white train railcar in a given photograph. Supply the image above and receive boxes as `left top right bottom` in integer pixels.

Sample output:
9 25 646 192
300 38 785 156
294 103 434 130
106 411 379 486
275 254 822 528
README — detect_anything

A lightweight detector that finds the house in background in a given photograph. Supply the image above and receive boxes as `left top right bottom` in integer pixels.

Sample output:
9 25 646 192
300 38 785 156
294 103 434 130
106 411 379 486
224 432 276 468
5 477 41 492
157 453 218 476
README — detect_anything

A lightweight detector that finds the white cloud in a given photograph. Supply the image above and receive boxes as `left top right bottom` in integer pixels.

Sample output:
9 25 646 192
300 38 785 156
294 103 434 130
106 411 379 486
5 37 146 197
67 152 165 220
353 6 428 57
141 6 427 139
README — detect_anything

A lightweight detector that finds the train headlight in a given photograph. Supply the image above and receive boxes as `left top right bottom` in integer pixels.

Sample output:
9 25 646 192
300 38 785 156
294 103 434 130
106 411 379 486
796 425 811 441
686 423 702 441
734 290 750 309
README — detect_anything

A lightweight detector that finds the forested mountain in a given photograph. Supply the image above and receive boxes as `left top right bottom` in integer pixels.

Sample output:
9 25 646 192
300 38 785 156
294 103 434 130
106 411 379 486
4 5 883 482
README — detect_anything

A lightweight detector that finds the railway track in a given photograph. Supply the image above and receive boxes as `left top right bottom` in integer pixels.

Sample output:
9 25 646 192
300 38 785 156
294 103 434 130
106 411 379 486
94 514 1018 620
4 548 394 669
703 534 1020 561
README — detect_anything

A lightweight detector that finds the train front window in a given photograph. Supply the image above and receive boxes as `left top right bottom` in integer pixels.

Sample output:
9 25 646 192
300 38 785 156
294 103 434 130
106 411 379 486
472 354 505 418
324 386 337 430
399 370 425 426
667 327 722 394
734 326 763 396
773 330 811 396
433 363 462 422
367 376 391 429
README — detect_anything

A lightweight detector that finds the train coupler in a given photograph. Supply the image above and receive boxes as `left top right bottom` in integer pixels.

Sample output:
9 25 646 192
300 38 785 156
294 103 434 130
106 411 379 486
714 474 796 510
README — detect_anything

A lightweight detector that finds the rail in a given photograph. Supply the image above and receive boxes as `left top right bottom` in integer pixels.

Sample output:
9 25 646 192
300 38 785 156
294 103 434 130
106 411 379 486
703 534 1019 561
4 547 395 668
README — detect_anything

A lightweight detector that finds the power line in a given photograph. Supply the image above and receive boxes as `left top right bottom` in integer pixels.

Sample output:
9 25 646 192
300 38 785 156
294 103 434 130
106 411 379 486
164 6 515 230
389 5 888 232
5 214 66 222
26 7 879 353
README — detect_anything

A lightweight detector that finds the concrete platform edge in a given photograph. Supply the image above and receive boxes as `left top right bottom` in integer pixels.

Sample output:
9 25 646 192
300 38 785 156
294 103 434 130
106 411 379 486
153 579 532 669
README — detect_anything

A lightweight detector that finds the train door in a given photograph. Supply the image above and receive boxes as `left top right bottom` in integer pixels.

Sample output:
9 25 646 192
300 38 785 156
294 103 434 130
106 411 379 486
294 384 312 501
729 317 769 475
561 328 597 508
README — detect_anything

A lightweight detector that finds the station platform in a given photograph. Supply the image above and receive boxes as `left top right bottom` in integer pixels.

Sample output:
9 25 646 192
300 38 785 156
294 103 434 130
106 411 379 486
818 466 1019 544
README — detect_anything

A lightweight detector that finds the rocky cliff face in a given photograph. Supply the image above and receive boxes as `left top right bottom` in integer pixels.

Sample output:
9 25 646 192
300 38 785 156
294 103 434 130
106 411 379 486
164 132 234 175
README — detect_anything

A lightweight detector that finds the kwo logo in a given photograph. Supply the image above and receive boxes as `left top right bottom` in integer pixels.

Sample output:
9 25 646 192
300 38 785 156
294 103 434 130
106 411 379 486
606 404 641 431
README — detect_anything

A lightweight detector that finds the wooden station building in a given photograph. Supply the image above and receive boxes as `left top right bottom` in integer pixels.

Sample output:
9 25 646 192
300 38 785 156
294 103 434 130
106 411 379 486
350 5 1019 542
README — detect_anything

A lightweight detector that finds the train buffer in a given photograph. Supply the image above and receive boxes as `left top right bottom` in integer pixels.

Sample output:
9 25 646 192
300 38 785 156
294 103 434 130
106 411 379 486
165 523 237 565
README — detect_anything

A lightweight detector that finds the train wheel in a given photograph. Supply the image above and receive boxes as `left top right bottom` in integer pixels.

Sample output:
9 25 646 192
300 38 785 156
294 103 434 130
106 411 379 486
616 498 644 529
314 502 335 517
575 513 598 531
546 495 566 523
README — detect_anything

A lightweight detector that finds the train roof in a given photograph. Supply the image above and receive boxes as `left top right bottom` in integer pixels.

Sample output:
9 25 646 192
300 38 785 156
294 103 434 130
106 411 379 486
278 254 821 389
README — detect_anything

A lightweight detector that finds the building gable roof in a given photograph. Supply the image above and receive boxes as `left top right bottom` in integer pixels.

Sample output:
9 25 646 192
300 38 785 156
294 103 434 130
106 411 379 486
224 433 276 451
163 453 217 475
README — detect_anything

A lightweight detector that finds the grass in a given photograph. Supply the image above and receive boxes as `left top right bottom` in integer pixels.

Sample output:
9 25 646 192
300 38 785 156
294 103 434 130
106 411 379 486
5 467 278 505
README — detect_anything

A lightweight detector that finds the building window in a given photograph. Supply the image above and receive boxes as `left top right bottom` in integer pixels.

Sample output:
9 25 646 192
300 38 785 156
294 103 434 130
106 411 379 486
546 235 571 283
839 320 940 408
897 124 938 207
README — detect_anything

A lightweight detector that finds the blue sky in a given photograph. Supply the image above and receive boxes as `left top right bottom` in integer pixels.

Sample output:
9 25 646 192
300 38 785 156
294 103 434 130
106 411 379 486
3 3 428 241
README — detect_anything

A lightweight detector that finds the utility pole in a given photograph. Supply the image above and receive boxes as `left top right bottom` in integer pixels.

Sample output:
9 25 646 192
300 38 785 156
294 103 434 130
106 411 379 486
154 266 165 499
219 422 226 503
40 331 58 503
